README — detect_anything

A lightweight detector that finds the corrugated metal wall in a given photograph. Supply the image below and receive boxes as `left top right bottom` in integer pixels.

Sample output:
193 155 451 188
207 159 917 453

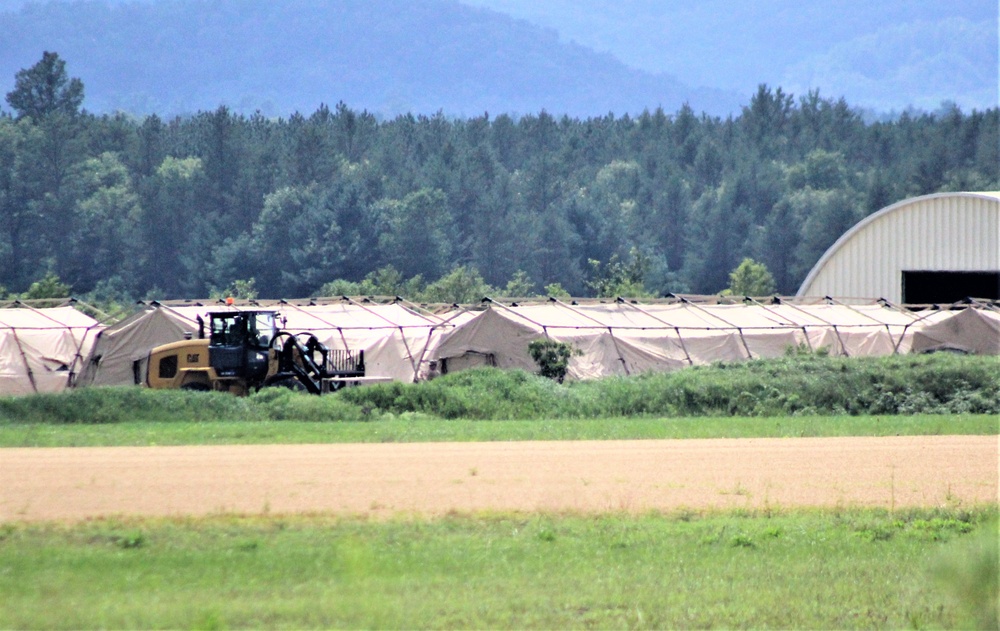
796 192 1000 302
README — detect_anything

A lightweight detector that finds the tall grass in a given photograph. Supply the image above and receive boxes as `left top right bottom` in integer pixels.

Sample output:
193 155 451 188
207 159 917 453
0 384 369 424
0 354 996 424
338 353 1000 419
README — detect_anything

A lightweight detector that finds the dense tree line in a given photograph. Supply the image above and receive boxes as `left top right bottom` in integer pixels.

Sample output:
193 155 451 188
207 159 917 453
1 53 997 304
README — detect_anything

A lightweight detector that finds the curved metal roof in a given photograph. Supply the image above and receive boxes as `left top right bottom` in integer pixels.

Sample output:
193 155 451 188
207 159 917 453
795 191 1000 302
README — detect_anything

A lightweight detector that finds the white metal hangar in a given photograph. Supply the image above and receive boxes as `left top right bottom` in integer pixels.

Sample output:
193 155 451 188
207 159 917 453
796 192 1000 304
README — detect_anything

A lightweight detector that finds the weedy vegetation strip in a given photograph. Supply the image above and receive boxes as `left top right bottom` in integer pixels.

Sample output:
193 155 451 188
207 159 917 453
337 352 1000 419
0 508 995 630
0 354 997 425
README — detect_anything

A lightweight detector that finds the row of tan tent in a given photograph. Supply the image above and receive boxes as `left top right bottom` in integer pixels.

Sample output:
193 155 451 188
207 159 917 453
1 298 997 396
433 299 1000 380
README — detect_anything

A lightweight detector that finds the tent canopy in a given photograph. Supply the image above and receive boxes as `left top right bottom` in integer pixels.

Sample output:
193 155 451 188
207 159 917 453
432 300 958 381
909 308 1000 355
0 306 104 395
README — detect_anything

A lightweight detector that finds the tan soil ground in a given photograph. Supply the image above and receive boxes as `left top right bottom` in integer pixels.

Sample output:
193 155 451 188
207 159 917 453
1 436 997 522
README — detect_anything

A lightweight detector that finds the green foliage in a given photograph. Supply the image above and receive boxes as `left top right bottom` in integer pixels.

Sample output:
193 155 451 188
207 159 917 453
318 265 424 298
527 339 582 383
503 270 537 297
2 413 997 447
340 353 1000 420
544 283 571 299
377 188 452 281
5 51 84 121
0 386 265 425
22 272 71 300
785 149 852 191
0 385 378 427
212 278 258 301
784 342 830 357
725 258 777 297
586 247 652 298
420 265 494 304
337 367 567 420
0 68 996 300
317 278 365 297
320 264 508 303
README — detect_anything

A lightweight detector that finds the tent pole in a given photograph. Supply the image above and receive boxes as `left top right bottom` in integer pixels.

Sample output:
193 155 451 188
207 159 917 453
488 299 628 374
616 301 694 366
9 329 39 394
828 297 914 353
342 297 429 379
12 302 107 389
673 299 754 359
547 300 642 376
404 303 480 381
757 297 851 354
746 296 816 353
891 302 953 353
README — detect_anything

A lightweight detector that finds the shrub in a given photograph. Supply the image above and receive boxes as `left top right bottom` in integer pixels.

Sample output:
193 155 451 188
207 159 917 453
527 339 581 383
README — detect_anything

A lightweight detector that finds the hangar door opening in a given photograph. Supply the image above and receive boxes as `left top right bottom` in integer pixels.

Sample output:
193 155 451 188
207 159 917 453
902 271 1000 304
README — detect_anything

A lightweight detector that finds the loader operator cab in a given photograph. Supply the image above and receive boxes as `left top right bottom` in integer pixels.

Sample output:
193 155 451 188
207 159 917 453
209 310 276 348
208 311 277 382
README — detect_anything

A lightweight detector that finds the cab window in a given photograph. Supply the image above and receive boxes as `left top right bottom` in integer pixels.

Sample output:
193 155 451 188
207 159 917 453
158 354 178 379
250 313 276 347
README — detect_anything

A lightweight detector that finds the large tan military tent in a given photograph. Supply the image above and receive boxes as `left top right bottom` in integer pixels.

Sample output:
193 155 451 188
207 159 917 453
0 305 104 395
433 299 954 381
79 300 460 387
909 307 1000 355
78 304 204 387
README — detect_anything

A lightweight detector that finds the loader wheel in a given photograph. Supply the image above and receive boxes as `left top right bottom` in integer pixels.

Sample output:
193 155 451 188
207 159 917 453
181 382 211 392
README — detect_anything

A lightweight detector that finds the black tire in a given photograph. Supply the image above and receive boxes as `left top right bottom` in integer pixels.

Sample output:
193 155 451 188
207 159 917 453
181 381 211 392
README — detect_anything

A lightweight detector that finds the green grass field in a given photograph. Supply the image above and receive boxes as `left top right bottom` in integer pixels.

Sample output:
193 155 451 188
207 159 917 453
1 509 996 629
0 413 996 447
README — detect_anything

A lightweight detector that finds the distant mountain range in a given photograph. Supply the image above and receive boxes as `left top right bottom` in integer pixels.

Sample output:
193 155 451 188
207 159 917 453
462 0 997 114
0 0 994 119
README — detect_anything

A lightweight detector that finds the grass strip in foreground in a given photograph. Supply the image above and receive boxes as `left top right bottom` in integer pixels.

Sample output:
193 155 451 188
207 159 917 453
0 507 996 629
0 413 996 447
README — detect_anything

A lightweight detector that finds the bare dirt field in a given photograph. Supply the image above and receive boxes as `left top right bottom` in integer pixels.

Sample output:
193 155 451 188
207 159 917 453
1 436 996 522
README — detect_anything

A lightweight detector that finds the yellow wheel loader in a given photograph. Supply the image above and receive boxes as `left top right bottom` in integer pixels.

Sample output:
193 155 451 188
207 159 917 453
146 310 364 395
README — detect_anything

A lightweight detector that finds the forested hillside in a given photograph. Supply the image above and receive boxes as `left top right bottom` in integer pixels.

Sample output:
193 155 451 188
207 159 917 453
0 0 739 118
462 0 997 114
0 53 997 304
